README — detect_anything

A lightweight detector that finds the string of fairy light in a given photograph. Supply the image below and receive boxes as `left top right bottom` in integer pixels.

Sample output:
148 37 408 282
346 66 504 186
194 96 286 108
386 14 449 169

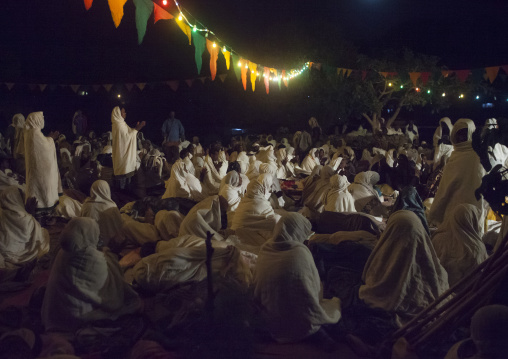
160 0 309 82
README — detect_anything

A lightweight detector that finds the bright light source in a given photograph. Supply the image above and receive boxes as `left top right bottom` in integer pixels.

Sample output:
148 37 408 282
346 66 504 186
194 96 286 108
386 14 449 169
237 61 242 67
245 65 248 69
251 70 254 74
193 25 197 32
178 13 183 21
416 87 420 92
476 95 480 100
427 90 431 94
388 82 392 87
212 42 216 48
117 94 121 98
442 92 446 97
222 46 226 52
162 0 167 5
459 94 464 98
400 85 404 89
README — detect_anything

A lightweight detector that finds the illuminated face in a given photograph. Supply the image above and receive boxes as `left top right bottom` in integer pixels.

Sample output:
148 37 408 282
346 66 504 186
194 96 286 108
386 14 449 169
121 108 127 119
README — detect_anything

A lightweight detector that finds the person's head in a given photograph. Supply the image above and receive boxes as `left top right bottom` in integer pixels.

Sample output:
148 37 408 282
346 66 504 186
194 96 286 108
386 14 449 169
451 118 475 145
319 149 325 158
470 305 508 358
234 143 243 153
120 107 126 119
209 146 221 162
170 111 175 119
227 161 241 174
179 148 188 160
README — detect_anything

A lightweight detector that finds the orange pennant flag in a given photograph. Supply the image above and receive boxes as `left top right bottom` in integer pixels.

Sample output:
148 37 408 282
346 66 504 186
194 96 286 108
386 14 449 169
154 3 173 23
309 62 314 69
240 59 248 91
249 62 257 91
380 72 388 78
103 84 113 92
282 70 288 87
39 84 47 92
264 67 270 94
485 66 500 83
206 39 219 81
84 0 93 10
107 0 128 28
409 72 421 87
136 83 146 91
185 79 194 88
176 18 192 45
219 74 227 83
71 85 80 93
222 50 231 70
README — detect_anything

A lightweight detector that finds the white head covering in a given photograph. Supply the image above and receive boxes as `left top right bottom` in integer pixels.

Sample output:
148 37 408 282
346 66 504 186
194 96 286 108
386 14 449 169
359 211 449 324
81 180 117 220
219 171 242 212
178 196 224 241
111 106 138 176
451 118 475 146
162 161 191 200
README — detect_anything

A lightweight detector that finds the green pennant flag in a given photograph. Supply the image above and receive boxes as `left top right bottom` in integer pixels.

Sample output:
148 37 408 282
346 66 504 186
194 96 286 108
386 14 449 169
134 0 153 45
231 53 241 82
192 32 206 74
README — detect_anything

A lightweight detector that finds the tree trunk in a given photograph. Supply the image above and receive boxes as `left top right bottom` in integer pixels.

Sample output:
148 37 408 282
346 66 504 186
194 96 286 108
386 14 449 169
386 102 404 128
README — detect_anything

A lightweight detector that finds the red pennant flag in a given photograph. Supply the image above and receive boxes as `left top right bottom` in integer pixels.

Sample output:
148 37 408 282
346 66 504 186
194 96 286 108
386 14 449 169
361 71 367 81
282 70 288 87
71 85 80 93
420 72 431 86
409 72 421 87
198 77 206 84
28 84 36 91
167 80 179 92
218 74 227 83
240 59 248 91
485 66 500 83
185 79 194 88
264 67 270 94
125 83 134 91
154 3 173 23
103 84 113 92
136 83 146 91
206 39 219 81
39 84 47 92
455 70 470 82
84 0 93 10
379 72 388 78
501 65 508 75
6 83 14 90
92 85 101 92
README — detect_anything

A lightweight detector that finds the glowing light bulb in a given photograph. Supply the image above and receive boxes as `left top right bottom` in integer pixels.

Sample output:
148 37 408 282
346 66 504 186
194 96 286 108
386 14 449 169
117 94 121 98
251 70 254 74
388 82 392 87
193 25 197 32
442 92 446 97
459 94 464 98
427 90 431 94
212 42 216 48
245 65 248 69
222 46 226 53
178 13 183 21
476 95 480 100
400 85 404 89
416 87 420 92
162 0 167 5
237 61 242 67
256 72 259 76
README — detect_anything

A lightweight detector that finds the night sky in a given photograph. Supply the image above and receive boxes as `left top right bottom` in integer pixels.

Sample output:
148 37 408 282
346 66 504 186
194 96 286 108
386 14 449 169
1 0 507 140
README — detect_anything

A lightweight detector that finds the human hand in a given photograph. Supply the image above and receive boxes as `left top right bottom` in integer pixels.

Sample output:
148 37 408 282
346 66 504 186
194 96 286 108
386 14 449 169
135 121 146 131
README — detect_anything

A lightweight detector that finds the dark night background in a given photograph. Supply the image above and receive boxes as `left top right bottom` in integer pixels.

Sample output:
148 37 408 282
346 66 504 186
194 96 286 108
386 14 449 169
1 0 508 144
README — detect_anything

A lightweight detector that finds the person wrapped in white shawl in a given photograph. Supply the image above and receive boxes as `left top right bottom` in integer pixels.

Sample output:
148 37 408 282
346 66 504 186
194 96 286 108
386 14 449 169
11 114 25 174
301 165 336 219
232 174 281 248
162 161 204 202
324 174 356 213
42 218 141 332
219 171 243 226
254 212 341 343
432 203 488 287
202 147 226 195
428 118 486 227
178 195 227 241
359 210 449 326
276 147 296 179
299 148 320 175
348 171 383 214
433 117 454 170
0 186 49 270
24 112 61 211
80 180 124 246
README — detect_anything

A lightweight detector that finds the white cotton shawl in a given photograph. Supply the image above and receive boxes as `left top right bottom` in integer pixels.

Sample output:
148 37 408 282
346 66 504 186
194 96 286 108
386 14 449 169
303 165 336 214
12 114 25 160
122 214 160 245
178 196 224 241
432 203 488 287
300 149 319 174
219 171 242 212
310 230 377 249
386 149 395 167
42 218 140 332
348 171 381 212
154 210 184 241
54 195 82 219
324 174 356 213
0 186 49 268
0 169 21 192
232 174 279 247
202 155 224 195
24 112 60 209
245 159 262 181
236 151 250 174
162 161 191 200
80 180 117 221
133 245 251 292
111 107 138 176
254 212 341 343
428 119 485 227
433 117 453 148
359 210 449 325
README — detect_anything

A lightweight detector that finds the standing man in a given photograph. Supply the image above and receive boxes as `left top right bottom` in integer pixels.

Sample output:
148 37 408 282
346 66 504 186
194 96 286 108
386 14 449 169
162 111 185 146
